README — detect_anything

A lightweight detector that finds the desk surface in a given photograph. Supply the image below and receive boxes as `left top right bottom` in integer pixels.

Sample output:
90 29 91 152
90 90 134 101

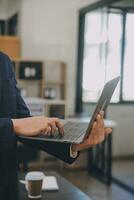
19 172 92 200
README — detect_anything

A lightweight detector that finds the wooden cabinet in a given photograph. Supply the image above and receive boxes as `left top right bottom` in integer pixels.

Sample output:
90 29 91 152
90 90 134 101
0 36 20 59
13 59 67 118
13 60 44 98
42 60 67 118
42 60 66 100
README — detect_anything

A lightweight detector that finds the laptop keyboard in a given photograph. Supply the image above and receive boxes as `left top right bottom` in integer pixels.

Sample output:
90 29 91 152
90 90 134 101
38 121 88 142
63 121 88 141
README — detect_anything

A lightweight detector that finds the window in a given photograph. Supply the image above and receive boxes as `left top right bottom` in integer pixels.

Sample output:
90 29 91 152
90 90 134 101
123 13 134 101
79 8 134 107
105 12 122 102
82 10 122 103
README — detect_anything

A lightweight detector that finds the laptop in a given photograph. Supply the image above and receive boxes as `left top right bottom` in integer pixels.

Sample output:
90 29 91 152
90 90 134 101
20 76 120 144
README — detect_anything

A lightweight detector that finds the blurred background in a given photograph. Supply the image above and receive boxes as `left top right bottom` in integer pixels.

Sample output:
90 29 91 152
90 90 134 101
0 0 134 199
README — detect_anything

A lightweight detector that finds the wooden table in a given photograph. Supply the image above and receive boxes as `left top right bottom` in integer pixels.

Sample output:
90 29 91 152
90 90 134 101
18 171 92 200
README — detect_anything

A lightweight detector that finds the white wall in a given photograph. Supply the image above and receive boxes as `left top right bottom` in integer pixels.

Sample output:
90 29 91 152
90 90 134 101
0 0 20 20
0 0 8 20
19 0 98 115
107 105 134 157
7 0 20 18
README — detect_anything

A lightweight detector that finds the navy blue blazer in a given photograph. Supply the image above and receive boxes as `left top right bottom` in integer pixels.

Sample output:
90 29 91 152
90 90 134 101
0 52 78 200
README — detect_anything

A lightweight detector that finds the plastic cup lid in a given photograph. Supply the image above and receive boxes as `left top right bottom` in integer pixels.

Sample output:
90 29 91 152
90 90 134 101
25 171 44 181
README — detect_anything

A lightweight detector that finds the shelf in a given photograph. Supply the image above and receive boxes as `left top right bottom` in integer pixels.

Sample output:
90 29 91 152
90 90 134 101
43 81 65 85
13 59 66 106
44 99 66 105
24 97 66 105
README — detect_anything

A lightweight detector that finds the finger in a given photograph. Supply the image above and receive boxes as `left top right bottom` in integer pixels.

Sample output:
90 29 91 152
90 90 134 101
90 120 104 144
99 111 105 127
96 111 104 126
92 121 97 130
104 128 112 136
96 114 101 121
87 122 98 143
55 119 64 135
43 126 52 135
48 122 57 135
96 114 104 128
89 121 97 136
99 110 104 118
96 114 102 124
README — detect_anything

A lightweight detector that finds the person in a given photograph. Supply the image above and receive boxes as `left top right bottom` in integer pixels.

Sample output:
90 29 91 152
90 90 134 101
0 52 112 200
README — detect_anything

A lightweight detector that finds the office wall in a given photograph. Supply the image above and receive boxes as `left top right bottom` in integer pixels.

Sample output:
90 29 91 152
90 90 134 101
19 0 97 115
0 0 8 20
107 105 134 157
0 0 19 20
7 0 20 18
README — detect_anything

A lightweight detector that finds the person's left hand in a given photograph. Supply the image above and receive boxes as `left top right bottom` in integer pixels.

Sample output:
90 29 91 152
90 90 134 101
71 111 112 153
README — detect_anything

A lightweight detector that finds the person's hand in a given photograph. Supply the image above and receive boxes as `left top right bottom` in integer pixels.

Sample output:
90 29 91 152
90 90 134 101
12 116 64 137
71 111 112 153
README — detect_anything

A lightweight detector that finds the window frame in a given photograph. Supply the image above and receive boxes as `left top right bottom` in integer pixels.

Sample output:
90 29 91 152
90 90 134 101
76 0 134 113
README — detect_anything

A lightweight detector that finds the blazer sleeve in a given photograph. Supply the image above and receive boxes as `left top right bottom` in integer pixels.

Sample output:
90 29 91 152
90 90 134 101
19 137 79 164
0 53 17 144
15 85 31 118
0 118 14 142
8 60 31 119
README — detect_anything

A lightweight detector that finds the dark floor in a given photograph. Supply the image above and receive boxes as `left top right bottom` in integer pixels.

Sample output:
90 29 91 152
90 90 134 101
113 159 134 189
58 169 134 200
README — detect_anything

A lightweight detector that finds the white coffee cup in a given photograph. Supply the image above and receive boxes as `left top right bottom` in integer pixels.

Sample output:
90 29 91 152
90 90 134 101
25 171 44 199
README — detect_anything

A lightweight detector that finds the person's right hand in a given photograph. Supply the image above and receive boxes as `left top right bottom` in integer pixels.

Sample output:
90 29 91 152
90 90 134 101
12 116 64 137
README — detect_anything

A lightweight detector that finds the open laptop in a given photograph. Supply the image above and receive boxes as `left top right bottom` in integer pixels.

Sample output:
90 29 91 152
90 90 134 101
20 76 120 144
